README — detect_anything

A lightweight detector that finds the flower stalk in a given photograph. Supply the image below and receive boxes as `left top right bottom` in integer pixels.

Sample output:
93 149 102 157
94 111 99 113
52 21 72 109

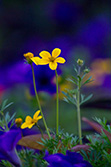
55 70 59 135
77 66 82 145
31 64 51 139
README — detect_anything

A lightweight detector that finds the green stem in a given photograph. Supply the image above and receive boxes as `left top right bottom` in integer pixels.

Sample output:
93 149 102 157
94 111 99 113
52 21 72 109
77 66 82 145
37 124 44 138
31 64 51 139
55 70 59 135
77 89 82 144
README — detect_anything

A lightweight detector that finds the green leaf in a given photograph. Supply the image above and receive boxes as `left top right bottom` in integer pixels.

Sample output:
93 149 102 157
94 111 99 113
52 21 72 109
82 76 94 86
66 78 78 85
81 73 86 80
3 102 14 111
80 94 93 105
77 75 81 82
1 99 8 111
81 94 85 101
72 76 78 82
62 91 77 106
73 65 78 73
63 97 69 103
1 99 13 112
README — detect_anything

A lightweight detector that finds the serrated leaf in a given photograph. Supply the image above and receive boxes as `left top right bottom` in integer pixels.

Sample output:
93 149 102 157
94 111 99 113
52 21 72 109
18 134 49 150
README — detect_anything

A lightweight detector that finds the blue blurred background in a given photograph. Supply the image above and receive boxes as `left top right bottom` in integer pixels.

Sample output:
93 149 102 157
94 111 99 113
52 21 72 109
0 0 111 134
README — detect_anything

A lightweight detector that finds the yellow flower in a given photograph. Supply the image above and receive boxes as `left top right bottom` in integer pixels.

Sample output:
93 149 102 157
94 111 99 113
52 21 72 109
15 118 23 126
31 48 66 70
21 110 42 129
24 52 41 65
24 52 34 59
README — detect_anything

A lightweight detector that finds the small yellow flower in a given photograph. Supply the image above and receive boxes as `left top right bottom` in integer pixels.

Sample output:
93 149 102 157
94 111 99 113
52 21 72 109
31 48 66 70
21 110 42 129
24 52 34 59
24 52 41 65
15 118 23 126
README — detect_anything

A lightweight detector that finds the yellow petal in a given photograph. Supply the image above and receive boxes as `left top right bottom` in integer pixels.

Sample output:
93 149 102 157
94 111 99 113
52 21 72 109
31 57 42 65
38 58 50 65
21 122 29 129
33 110 41 119
39 51 51 59
25 116 32 123
37 115 42 121
28 123 35 129
52 48 61 59
55 57 66 64
49 62 57 70
24 52 34 59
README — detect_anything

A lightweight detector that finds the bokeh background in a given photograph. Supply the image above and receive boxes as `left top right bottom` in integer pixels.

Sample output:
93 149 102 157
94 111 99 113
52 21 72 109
0 0 111 134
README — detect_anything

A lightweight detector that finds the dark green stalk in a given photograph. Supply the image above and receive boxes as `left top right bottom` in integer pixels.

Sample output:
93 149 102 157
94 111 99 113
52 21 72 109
77 66 82 144
37 124 44 138
31 64 51 139
55 70 59 135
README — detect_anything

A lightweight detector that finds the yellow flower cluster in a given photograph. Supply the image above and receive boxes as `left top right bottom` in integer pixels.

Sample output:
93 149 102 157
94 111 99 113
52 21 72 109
24 48 66 70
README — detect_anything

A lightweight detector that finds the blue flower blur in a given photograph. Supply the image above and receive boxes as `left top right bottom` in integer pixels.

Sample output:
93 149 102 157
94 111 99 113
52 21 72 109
0 129 22 167
44 150 92 167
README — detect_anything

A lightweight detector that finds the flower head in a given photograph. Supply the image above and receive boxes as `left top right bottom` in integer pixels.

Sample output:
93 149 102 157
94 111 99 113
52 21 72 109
24 52 34 59
15 118 23 127
31 48 66 70
21 110 42 129
24 52 41 65
77 59 84 67
44 150 92 167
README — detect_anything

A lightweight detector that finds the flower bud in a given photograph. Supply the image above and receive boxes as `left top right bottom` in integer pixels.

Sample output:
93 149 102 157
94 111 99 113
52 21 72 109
15 118 23 126
84 68 90 73
77 59 84 66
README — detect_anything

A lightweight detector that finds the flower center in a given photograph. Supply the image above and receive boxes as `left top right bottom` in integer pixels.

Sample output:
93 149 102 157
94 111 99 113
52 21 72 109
31 119 37 124
49 57 55 62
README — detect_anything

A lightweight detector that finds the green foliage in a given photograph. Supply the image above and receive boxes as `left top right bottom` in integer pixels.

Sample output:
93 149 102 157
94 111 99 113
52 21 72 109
63 62 93 107
0 99 15 131
37 129 79 155
0 99 13 113
0 160 12 167
81 118 111 167
93 117 111 132
19 149 36 167
33 151 48 167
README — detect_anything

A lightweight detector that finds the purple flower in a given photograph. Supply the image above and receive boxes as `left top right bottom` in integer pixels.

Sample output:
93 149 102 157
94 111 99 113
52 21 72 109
0 129 22 167
44 150 92 167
